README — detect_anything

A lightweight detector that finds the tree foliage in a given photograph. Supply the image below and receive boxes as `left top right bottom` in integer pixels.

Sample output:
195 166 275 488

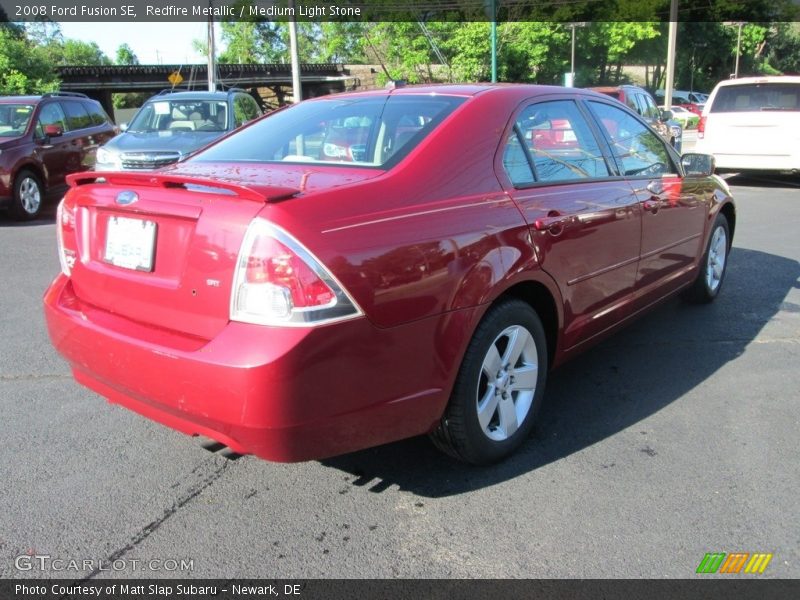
116 43 140 66
0 25 57 94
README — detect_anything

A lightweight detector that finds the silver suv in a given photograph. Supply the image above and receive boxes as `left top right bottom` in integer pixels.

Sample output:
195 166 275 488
94 89 262 171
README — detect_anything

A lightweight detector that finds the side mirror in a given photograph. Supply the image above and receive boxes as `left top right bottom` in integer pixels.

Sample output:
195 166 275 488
682 153 715 177
43 124 63 138
660 109 673 122
119 123 128 132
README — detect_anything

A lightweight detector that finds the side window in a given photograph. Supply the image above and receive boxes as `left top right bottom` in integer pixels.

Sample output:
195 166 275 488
501 132 535 187
588 101 674 178
84 101 111 126
625 93 640 113
61 101 92 131
641 94 660 120
514 100 610 183
233 95 260 127
35 102 67 137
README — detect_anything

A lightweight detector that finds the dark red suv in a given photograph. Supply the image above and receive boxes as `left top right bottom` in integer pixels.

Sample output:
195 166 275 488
0 92 115 220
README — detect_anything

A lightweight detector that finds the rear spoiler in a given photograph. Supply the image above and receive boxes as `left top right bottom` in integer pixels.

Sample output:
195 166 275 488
66 171 298 203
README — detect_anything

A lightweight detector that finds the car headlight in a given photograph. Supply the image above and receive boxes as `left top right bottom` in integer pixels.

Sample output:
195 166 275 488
96 146 120 167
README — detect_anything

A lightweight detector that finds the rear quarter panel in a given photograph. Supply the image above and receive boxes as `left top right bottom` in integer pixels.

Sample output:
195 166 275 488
260 90 545 331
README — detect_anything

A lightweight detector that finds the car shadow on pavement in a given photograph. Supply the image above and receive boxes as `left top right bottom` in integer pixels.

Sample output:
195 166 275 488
0 199 58 227
724 173 800 189
320 247 800 497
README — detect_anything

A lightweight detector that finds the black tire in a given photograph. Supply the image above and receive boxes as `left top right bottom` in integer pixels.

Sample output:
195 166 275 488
430 299 548 465
683 213 731 304
10 170 44 221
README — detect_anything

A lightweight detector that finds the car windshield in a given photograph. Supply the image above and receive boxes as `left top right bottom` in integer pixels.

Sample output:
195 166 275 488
710 82 800 112
0 104 34 137
191 94 466 168
127 99 229 133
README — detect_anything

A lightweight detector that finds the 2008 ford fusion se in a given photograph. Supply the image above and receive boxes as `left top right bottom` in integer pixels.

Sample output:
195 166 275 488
44 84 735 464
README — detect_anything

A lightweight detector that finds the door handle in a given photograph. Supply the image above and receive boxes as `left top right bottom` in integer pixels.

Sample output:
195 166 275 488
534 213 570 233
643 181 664 213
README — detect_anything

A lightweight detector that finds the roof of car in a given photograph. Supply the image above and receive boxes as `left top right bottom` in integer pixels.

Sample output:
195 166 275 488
303 83 603 103
0 96 45 104
713 75 800 87
588 85 643 92
147 90 241 101
0 92 95 104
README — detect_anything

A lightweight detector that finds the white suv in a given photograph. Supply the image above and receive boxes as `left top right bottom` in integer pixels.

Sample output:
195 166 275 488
695 76 800 173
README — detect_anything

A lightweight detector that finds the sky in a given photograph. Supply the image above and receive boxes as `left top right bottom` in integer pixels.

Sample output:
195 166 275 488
58 22 223 65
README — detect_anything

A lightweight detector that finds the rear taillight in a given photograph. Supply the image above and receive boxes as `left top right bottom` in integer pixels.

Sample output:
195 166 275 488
56 199 77 277
697 116 706 139
231 218 362 326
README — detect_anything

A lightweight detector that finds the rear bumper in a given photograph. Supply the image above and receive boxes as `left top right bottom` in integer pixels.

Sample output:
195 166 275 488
43 275 454 462
696 142 800 171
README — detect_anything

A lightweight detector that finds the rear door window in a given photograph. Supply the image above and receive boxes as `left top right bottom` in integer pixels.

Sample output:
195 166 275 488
710 82 800 112
503 99 610 184
61 101 92 131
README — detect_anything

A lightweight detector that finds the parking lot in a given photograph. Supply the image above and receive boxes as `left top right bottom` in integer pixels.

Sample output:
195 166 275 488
1 174 798 579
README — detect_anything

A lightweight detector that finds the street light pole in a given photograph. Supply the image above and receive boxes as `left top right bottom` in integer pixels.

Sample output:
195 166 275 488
734 21 743 78
571 24 576 84
566 22 585 87
490 0 497 83
663 0 678 109
288 0 302 102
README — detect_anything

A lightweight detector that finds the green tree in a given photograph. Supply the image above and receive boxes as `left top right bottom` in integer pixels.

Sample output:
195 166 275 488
116 43 139 65
764 23 800 74
0 25 58 94
60 39 111 66
113 44 145 110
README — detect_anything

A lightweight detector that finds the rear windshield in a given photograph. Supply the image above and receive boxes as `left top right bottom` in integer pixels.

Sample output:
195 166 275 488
191 95 466 169
710 82 800 113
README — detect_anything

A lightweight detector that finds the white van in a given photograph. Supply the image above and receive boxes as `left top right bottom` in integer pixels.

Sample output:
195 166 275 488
695 76 800 172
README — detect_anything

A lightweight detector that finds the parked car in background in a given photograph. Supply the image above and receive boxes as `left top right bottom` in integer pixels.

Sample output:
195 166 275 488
44 84 734 465
588 85 683 152
656 90 706 115
695 76 800 173
660 105 700 129
94 89 262 171
0 92 115 220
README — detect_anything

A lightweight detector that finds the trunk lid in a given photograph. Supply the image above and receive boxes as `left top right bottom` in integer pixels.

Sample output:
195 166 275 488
62 171 297 340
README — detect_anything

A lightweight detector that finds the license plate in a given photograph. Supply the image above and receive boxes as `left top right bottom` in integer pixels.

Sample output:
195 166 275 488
104 216 156 271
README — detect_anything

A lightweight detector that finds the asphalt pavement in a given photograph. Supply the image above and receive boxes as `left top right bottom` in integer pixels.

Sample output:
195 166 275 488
1 174 798 579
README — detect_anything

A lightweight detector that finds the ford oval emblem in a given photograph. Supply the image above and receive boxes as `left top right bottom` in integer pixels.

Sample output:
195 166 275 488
116 191 139 205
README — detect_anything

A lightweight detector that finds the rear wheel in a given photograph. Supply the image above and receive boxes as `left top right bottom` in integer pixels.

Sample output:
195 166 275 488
11 170 43 221
683 213 730 303
430 299 548 464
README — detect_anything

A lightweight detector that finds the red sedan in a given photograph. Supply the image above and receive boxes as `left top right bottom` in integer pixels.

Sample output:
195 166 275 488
44 85 735 464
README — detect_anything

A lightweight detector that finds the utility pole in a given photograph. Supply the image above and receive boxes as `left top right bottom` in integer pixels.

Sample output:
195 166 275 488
490 0 497 83
288 0 302 102
568 22 586 87
483 0 497 82
663 0 678 109
206 4 216 91
734 21 744 78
